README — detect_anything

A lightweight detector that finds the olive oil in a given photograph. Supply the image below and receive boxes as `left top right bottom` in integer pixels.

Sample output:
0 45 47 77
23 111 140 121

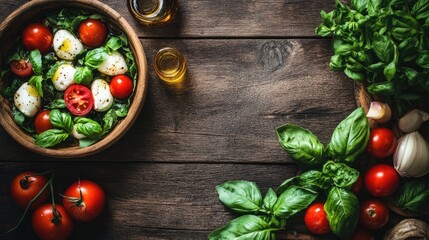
128 0 178 25
153 47 186 83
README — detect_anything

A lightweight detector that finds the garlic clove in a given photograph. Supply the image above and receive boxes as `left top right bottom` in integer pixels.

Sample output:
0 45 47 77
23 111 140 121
394 131 429 177
398 109 429 133
366 101 392 123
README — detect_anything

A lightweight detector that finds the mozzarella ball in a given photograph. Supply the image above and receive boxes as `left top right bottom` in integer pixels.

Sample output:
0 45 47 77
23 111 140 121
97 51 128 76
53 30 84 60
91 79 113 112
52 64 76 91
14 82 42 117
72 125 87 140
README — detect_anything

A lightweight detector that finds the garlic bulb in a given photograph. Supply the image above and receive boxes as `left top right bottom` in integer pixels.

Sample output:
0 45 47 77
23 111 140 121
393 131 429 177
398 109 429 133
366 101 392 123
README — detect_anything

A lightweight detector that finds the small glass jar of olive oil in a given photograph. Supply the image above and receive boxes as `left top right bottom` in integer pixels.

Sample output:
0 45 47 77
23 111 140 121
153 47 186 83
128 0 178 25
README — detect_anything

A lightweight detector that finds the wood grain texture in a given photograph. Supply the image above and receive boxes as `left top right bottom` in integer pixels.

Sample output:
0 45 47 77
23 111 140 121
0 38 356 163
0 0 333 38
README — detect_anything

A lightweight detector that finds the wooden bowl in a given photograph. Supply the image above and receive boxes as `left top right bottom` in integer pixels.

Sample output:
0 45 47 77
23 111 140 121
0 0 148 158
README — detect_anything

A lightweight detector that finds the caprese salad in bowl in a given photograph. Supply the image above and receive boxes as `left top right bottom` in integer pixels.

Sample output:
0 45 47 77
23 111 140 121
0 0 148 158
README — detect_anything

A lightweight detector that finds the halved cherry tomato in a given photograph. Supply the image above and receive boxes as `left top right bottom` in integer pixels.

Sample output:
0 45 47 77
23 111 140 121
62 180 105 222
364 164 399 197
22 23 53 54
109 74 133 99
359 199 389 230
64 84 94 116
10 171 49 209
304 202 331 235
32 204 73 240
78 18 108 48
366 128 397 159
34 110 54 134
10 59 33 77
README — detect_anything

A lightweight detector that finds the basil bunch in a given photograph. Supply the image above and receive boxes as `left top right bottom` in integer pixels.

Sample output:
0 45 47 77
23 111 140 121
316 0 429 115
209 108 369 239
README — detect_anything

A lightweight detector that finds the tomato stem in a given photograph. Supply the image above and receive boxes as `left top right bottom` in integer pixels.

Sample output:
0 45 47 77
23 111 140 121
1 172 54 236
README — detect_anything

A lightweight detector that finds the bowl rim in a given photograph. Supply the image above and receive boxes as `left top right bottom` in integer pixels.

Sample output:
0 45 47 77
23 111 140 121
0 0 148 158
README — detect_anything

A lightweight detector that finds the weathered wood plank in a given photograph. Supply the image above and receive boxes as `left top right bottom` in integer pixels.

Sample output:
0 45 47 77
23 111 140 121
0 162 302 239
0 39 356 163
0 0 333 38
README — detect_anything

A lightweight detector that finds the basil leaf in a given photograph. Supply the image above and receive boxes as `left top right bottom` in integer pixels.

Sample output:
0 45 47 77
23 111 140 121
208 215 276 240
35 129 69 148
28 75 44 97
45 99 66 109
113 102 129 117
2 79 24 99
393 179 429 213
105 36 122 53
324 187 359 239
373 33 394 63
276 170 331 194
49 109 73 133
102 109 118 134
351 0 368 12
276 124 324 169
383 61 396 81
322 161 359 189
216 180 262 213
330 55 345 71
412 0 429 20
85 47 108 69
326 108 369 164
74 117 103 138
416 51 429 69
344 68 364 82
367 81 395 95
79 138 99 148
13 107 34 133
46 61 66 79
74 66 93 85
29 49 43 75
71 16 88 31
367 0 383 16
262 188 277 212
273 186 318 218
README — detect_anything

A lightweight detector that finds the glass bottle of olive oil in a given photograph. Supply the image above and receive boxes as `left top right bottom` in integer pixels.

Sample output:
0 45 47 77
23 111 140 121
128 0 178 25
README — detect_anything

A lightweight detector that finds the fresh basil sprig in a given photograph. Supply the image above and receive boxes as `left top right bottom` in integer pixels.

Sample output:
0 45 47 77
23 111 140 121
29 49 43 75
35 129 69 148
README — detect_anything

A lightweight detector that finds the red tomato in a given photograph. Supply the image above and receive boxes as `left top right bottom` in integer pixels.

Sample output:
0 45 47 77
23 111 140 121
359 199 389 229
351 174 362 194
351 227 375 240
78 18 108 48
32 204 73 240
10 59 33 77
22 23 53 54
366 128 397 159
62 180 105 222
64 84 94 116
110 75 133 99
10 171 49 209
364 164 399 197
304 202 330 235
34 110 54 134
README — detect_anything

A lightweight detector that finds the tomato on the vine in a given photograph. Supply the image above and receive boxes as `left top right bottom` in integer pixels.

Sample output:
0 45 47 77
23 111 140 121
366 128 397 159
34 110 54 134
78 18 108 48
359 199 389 230
364 164 399 197
10 171 49 209
64 84 94 116
32 204 73 240
10 59 33 77
22 23 53 54
62 180 105 222
304 202 330 235
110 74 133 99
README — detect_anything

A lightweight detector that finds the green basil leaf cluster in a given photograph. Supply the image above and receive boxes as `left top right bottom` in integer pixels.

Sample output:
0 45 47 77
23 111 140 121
392 178 429 213
210 180 317 239
316 0 429 116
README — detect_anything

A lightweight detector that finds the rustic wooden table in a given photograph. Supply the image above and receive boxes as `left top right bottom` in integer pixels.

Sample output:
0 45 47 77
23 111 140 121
0 1 362 239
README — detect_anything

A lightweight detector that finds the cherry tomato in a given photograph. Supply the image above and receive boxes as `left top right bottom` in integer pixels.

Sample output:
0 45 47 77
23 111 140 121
32 204 73 240
62 180 105 222
22 23 53 54
78 18 108 48
110 75 133 99
10 171 49 209
366 128 397 159
359 199 389 230
10 59 33 77
64 84 94 116
351 174 363 194
34 110 54 134
364 164 399 197
351 227 375 240
304 202 330 235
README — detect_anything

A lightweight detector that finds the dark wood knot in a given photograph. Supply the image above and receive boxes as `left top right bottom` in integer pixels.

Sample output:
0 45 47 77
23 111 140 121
259 40 290 71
